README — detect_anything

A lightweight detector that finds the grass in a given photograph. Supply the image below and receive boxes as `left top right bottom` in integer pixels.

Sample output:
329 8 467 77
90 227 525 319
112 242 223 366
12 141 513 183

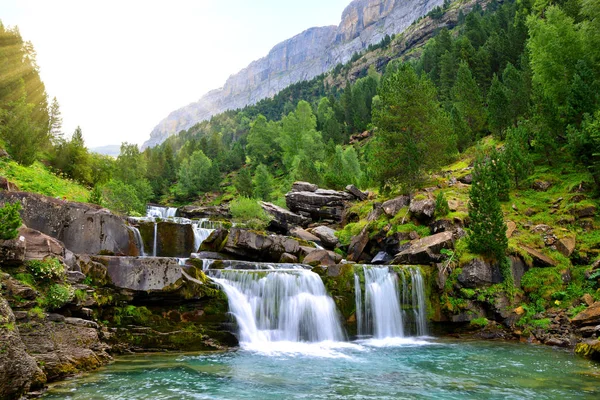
0 159 89 202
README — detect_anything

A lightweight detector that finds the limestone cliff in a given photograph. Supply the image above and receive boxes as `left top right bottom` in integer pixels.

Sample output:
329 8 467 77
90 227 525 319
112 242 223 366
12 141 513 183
142 0 443 149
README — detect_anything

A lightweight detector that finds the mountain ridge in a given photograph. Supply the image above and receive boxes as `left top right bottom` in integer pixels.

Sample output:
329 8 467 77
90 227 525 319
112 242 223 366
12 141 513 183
142 0 444 149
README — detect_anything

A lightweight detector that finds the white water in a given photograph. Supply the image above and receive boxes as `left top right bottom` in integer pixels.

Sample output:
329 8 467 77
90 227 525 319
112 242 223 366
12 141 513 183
128 226 146 257
211 269 345 345
356 266 428 339
152 222 158 257
192 220 215 253
147 205 177 219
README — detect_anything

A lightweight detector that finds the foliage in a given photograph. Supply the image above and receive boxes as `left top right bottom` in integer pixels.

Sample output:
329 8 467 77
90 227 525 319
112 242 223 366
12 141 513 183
234 167 253 198
253 164 274 201
229 197 272 231
469 317 489 328
175 150 220 199
435 191 450 217
0 201 21 240
26 258 65 282
43 283 73 310
101 179 146 215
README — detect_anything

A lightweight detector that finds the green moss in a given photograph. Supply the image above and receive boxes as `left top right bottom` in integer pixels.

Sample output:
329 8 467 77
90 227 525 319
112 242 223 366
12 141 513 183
337 220 368 246
469 317 489 328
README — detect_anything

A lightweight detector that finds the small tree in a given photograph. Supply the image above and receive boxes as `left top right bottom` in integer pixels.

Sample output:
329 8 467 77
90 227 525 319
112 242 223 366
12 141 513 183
0 202 22 240
504 125 533 188
253 164 275 202
467 155 508 260
234 167 254 198
435 191 450 217
488 147 511 202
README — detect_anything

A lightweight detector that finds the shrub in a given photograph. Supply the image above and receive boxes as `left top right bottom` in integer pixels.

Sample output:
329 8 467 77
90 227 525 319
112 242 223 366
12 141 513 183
44 284 73 310
229 197 272 231
469 317 489 328
0 202 22 240
26 258 65 282
435 191 450 217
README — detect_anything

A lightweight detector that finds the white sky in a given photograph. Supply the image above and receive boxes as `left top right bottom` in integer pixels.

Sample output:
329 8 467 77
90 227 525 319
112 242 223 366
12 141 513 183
2 0 350 148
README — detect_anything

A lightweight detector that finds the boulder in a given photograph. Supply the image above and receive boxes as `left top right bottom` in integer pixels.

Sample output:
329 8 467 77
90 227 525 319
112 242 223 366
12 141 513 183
371 251 392 265
261 202 310 232
95 256 187 292
556 236 576 257
0 176 18 191
393 231 454 265
279 253 299 263
457 259 503 288
570 204 597 219
290 227 321 243
303 250 342 266
382 195 410 217
137 220 195 257
19 226 65 261
345 185 367 201
222 228 301 262
291 182 318 192
200 228 229 253
286 187 355 222
429 219 460 235
458 174 472 184
347 225 370 262
3 275 38 300
532 180 552 191
191 251 233 261
0 191 136 255
409 199 436 221
571 302 600 327
575 340 600 361
520 246 558 267
310 226 339 249
0 296 45 398
177 205 230 219
0 235 26 266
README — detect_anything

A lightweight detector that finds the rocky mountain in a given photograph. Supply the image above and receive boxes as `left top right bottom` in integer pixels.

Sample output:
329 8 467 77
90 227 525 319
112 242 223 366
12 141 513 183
142 0 444 149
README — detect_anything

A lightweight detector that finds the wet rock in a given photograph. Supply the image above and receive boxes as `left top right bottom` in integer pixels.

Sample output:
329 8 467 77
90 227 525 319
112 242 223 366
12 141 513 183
457 258 503 288
382 196 410 219
0 296 45 398
137 220 195 257
371 251 392 265
393 231 454 265
302 249 342 267
200 228 229 253
520 246 558 267
0 191 136 255
571 302 600 326
310 226 339 249
347 225 370 262
556 236 576 257
261 202 310 232
409 199 436 221
191 251 233 261
345 185 368 201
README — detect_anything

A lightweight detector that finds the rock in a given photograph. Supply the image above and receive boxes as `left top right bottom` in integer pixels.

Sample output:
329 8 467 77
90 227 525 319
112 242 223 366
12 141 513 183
0 296 45 398
279 253 298 263
570 205 597 219
544 337 568 347
292 182 319 192
200 228 229 253
19 226 66 261
556 236 576 257
66 271 86 284
345 185 368 200
531 224 552 234
506 221 517 238
510 256 528 288
289 227 321 243
458 174 472 184
3 275 38 300
571 302 600 326
579 325 600 338
382 195 410 217
0 149 10 158
191 251 233 261
409 199 436 221
582 294 595 307
177 205 230 219
46 313 65 322
575 340 600 361
310 226 339 249
429 219 460 235
520 246 558 267
261 202 310 232
65 317 99 329
222 228 301 262
303 250 342 266
0 191 136 255
457 258 503 288
371 251 392 265
299 246 319 258
0 176 18 191
286 187 355 222
347 225 370 262
0 235 26 265
532 180 552 191
393 231 454 265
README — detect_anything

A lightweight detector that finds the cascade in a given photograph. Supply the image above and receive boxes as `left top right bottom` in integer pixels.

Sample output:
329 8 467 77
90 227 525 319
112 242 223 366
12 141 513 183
192 219 216 252
355 266 428 338
147 205 177 219
210 269 345 344
128 226 146 257
152 222 158 257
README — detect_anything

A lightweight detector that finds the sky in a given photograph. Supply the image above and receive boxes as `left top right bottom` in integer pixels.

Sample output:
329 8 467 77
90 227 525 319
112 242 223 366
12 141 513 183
2 0 351 148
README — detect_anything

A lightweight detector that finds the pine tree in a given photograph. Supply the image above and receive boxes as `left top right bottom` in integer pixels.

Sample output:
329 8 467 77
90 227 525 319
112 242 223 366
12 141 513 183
489 147 510 202
467 155 508 260
48 97 63 145
487 74 510 138
504 125 533 188
452 62 487 138
253 164 274 202
234 167 254 198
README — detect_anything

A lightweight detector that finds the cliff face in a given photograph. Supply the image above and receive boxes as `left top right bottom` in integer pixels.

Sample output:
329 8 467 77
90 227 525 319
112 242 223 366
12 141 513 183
142 0 443 149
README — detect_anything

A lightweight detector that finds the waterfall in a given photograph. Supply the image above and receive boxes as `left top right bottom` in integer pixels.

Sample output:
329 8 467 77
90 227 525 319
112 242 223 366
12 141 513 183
129 226 146 257
147 205 177 219
354 273 363 337
211 269 345 344
152 222 158 257
355 266 428 339
192 219 215 252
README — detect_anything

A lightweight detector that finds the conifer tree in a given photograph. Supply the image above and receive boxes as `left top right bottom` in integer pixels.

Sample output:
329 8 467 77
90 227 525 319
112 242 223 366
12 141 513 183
489 147 510 202
452 62 487 140
48 97 63 145
234 167 254 198
503 125 533 188
253 164 274 202
467 154 508 260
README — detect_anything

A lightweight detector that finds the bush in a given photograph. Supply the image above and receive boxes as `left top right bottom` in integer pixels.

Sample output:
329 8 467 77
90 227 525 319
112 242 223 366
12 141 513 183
0 202 22 240
435 191 450 217
229 197 272 231
26 258 65 282
44 284 73 310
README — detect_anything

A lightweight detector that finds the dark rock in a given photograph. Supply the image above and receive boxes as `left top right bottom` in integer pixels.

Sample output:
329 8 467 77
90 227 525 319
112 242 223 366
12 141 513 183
0 191 136 255
0 236 26 266
570 205 597 219
393 231 454 265
290 227 321 243
579 325 600 338
222 228 300 262
532 180 552 191
200 228 229 253
3 275 38 300
0 296 45 398
458 174 472 184
46 313 66 322
345 185 367 200
457 258 503 288
0 176 18 191
409 199 436 221
510 256 528 288
310 226 339 249
67 271 87 284
261 202 310 232
371 251 392 265
556 236 576 257
302 250 342 266
291 182 318 192
177 205 230 219
286 188 355 222
571 302 600 326
279 253 298 263
575 340 600 360
429 218 461 235
382 196 410 217
347 225 370 262
520 246 558 267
